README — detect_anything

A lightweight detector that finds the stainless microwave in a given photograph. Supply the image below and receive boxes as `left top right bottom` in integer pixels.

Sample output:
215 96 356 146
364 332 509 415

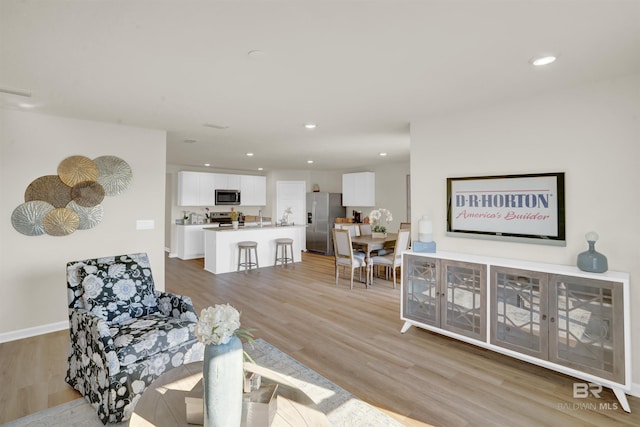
215 189 241 205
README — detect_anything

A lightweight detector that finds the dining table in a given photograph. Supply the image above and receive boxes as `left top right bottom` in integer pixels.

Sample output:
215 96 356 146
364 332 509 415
350 232 397 286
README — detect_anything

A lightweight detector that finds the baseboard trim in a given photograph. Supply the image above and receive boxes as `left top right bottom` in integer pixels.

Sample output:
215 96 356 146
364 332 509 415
0 321 68 343
629 382 640 399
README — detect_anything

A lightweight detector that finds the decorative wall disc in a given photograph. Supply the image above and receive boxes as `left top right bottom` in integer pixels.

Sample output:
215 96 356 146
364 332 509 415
94 155 133 196
43 208 80 236
58 155 99 187
71 181 105 207
11 201 55 236
25 175 72 208
67 200 104 230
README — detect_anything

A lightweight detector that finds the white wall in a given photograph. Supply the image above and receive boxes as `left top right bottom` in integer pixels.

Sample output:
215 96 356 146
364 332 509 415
0 110 167 339
410 74 640 384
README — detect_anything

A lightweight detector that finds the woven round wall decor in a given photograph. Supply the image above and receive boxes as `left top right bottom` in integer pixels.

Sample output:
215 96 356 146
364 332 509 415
58 155 99 187
13 154 132 236
24 175 72 208
71 181 105 207
43 208 80 236
11 201 55 236
94 155 133 196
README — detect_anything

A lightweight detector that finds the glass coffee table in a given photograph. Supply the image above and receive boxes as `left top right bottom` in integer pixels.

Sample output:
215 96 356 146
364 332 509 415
129 361 330 426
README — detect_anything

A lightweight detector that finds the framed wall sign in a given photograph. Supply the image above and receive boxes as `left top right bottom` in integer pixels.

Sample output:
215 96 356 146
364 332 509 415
446 172 566 246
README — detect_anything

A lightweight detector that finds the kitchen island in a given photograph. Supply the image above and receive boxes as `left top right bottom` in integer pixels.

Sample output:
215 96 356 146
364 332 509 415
203 225 306 274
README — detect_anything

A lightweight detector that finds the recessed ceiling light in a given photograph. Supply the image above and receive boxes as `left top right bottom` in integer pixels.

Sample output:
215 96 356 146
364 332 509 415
307 160 314 164
379 152 388 157
530 55 557 66
258 167 263 171
204 163 211 167
184 139 197 144
304 123 317 129
246 152 254 157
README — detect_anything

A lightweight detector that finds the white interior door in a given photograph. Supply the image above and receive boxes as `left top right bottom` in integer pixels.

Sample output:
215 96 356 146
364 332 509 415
276 181 306 225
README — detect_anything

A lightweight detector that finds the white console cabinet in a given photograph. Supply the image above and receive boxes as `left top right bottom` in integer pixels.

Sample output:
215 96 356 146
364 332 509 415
401 251 631 412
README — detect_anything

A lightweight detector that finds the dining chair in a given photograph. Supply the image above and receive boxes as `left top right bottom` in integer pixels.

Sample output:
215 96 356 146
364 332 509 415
332 228 367 289
369 229 411 288
358 223 372 236
399 222 412 248
338 223 360 237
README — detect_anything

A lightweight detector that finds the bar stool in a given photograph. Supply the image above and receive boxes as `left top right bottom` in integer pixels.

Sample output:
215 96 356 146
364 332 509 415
237 241 259 272
274 238 294 267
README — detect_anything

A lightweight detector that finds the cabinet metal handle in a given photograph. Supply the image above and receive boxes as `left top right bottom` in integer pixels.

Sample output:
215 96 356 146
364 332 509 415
550 317 555 323
542 314 547 321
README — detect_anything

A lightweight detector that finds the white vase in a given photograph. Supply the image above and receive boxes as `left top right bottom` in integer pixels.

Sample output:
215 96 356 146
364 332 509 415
232 220 239 229
372 232 387 239
203 336 243 427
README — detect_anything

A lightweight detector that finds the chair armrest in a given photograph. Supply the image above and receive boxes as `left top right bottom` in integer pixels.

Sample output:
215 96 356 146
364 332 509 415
69 309 120 375
156 291 199 321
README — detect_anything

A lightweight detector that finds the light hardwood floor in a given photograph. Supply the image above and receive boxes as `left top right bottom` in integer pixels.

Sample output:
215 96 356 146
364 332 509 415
1 252 638 426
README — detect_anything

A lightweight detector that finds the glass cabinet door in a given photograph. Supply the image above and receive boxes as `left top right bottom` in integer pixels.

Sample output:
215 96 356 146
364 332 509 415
441 260 486 340
548 275 624 383
402 255 439 327
490 267 548 358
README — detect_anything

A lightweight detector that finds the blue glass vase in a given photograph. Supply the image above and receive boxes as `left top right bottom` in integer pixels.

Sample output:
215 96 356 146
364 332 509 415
203 336 243 427
577 237 608 273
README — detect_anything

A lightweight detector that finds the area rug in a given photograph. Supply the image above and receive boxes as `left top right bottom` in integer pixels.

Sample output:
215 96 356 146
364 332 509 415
4 338 403 427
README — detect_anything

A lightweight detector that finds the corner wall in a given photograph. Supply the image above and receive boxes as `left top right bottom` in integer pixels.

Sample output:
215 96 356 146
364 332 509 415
0 110 167 339
410 74 640 385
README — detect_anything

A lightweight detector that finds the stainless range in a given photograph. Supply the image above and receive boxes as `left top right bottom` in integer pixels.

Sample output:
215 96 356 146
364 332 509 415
209 211 244 227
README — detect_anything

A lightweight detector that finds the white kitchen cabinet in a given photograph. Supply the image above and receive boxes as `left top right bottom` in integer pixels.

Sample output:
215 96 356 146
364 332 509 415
214 173 241 190
176 224 218 259
198 173 216 206
178 171 217 207
342 172 375 206
240 175 266 206
179 172 262 206
178 171 202 206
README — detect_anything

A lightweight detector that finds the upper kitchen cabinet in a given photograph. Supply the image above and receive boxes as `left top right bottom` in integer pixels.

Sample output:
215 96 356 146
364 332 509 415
240 175 267 206
178 171 199 206
178 171 217 206
178 171 265 207
214 173 241 190
342 172 375 206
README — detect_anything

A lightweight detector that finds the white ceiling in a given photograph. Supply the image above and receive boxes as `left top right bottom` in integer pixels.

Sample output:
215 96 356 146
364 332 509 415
2 1 639 172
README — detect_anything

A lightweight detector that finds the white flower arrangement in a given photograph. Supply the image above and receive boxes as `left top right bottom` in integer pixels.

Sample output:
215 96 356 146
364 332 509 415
195 303 253 345
369 208 393 233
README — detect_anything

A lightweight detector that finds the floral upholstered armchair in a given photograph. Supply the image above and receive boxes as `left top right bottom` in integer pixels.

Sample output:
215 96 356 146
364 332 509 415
65 253 204 424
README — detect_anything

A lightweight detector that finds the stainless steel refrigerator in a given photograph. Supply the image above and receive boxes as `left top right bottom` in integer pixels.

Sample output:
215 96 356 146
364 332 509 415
306 192 345 256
